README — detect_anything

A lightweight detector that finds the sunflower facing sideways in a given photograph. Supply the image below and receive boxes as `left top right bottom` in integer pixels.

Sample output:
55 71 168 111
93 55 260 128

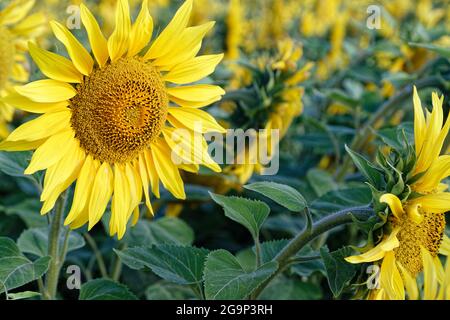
0 0 46 137
0 0 226 239
346 87 450 300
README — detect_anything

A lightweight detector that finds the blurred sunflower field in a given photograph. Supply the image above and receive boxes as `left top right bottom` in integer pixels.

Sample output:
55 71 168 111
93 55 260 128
0 0 450 302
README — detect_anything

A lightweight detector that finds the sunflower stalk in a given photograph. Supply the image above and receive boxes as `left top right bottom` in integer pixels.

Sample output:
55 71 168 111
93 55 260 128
44 192 68 300
251 206 374 299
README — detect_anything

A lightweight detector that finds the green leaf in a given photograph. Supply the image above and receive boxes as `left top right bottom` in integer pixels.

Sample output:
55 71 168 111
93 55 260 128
259 276 322 300
306 169 338 197
320 247 357 297
409 42 450 59
116 245 209 285
345 145 384 188
0 237 51 294
17 228 85 257
3 199 47 228
6 291 41 300
145 281 196 300
244 181 307 212
210 193 270 240
124 217 194 247
311 185 372 216
79 279 137 300
203 249 278 300
0 151 39 185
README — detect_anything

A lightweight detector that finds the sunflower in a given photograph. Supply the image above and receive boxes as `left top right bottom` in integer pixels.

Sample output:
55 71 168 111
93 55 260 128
346 87 450 300
0 0 225 239
224 39 312 184
0 0 46 138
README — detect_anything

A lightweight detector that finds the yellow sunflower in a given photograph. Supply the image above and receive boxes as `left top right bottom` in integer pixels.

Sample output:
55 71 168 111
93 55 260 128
0 0 225 239
346 87 450 300
0 0 46 137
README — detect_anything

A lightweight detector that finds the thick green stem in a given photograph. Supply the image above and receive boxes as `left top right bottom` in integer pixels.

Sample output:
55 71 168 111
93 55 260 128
335 76 445 181
111 243 127 281
251 206 374 299
44 193 67 300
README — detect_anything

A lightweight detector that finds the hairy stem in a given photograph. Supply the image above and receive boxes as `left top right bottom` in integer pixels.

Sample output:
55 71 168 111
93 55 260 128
44 193 67 300
251 206 374 299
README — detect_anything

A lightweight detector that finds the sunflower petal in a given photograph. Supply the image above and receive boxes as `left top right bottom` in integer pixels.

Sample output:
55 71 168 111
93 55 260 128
88 162 114 229
151 139 185 199
163 54 224 84
128 0 153 57
50 21 94 75
28 42 83 83
80 3 109 68
168 107 226 133
15 79 76 103
380 193 404 219
143 0 193 60
107 0 131 62
1 91 68 113
380 251 405 300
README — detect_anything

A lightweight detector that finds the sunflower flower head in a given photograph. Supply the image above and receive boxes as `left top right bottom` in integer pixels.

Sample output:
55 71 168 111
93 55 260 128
0 0 225 239
0 0 46 137
345 87 450 300
221 39 312 184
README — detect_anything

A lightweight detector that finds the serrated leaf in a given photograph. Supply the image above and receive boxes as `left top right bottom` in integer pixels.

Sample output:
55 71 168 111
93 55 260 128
124 217 194 247
320 247 357 297
17 228 85 257
345 145 384 188
3 199 47 228
210 193 270 240
203 249 278 300
244 181 307 212
0 151 39 185
116 245 209 285
79 279 137 300
0 237 51 294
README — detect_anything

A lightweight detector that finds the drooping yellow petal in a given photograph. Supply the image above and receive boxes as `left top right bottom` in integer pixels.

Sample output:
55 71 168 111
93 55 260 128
143 0 192 60
1 92 68 114
88 162 114 229
163 54 224 84
162 127 220 172
107 0 131 62
40 144 85 214
414 155 450 192
168 107 226 133
127 0 153 57
397 263 419 300
137 154 153 214
125 163 142 222
25 130 76 174
152 21 214 69
380 251 405 300
65 155 98 227
15 79 76 103
380 193 404 219
11 63 28 82
3 110 71 142
345 229 400 264
0 0 34 26
144 149 160 198
111 164 131 239
170 96 222 108
50 21 94 76
10 12 46 38
28 42 83 83
80 3 109 68
151 139 185 199
421 247 438 300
